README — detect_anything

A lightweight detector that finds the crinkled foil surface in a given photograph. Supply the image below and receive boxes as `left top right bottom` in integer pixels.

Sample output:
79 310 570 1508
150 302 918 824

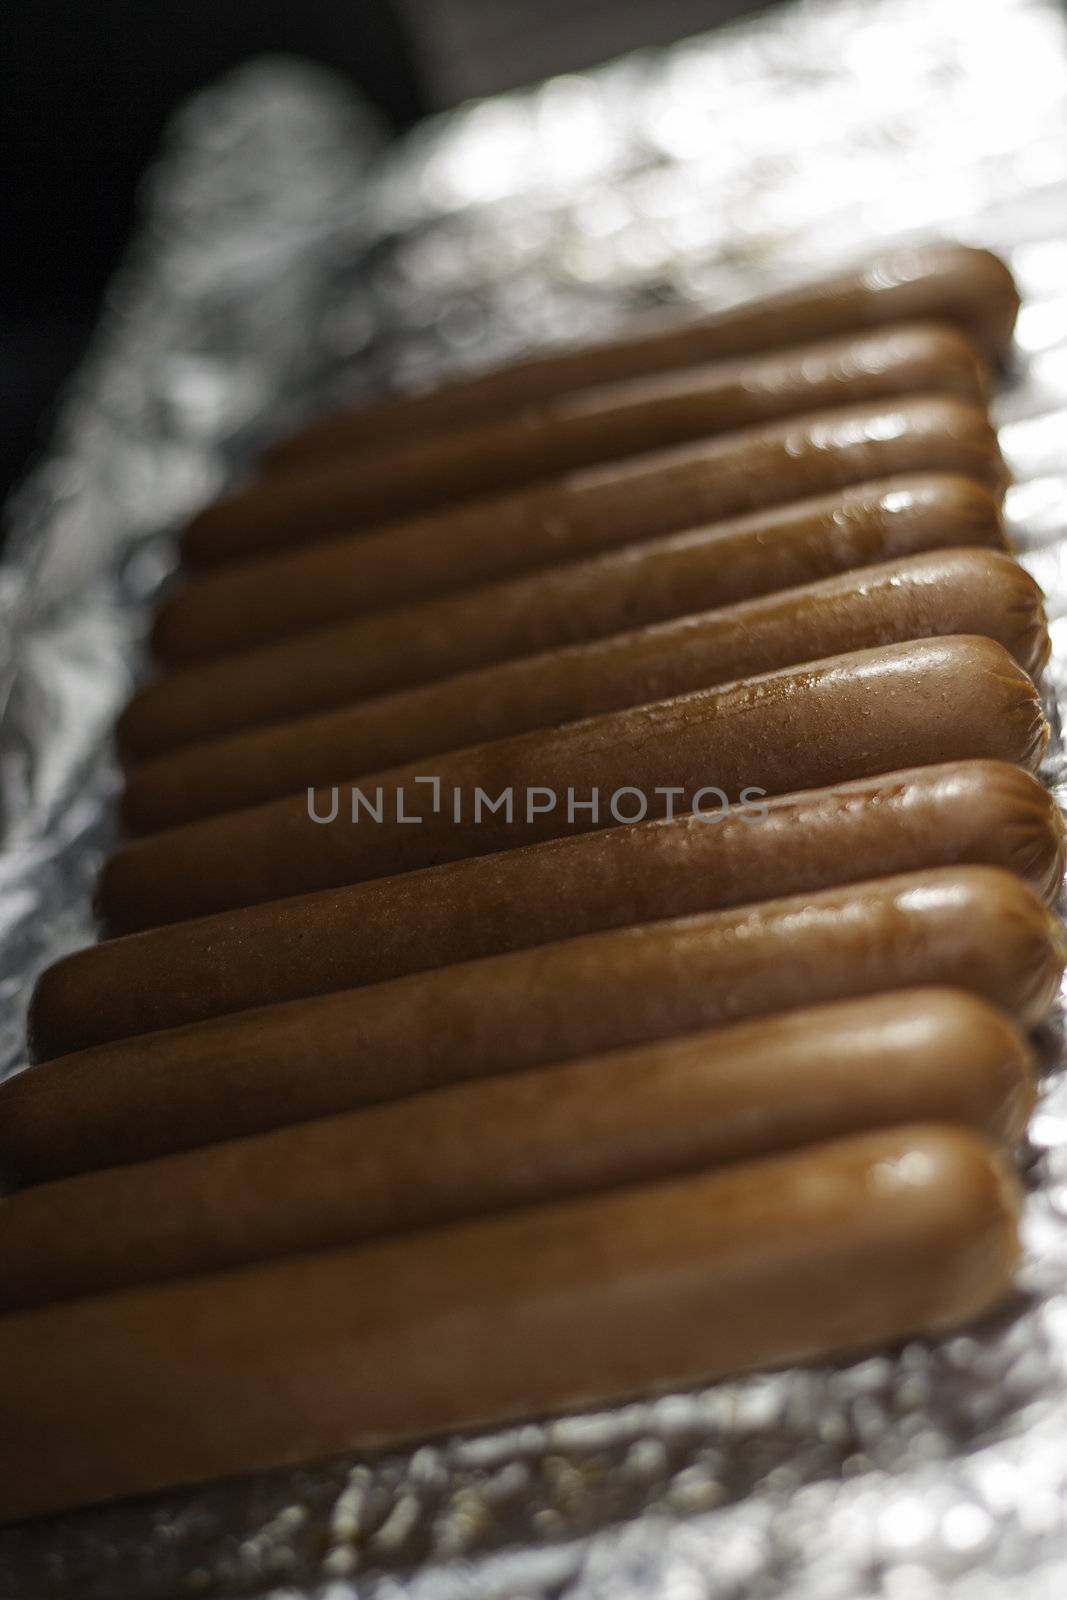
3 0 1067 1594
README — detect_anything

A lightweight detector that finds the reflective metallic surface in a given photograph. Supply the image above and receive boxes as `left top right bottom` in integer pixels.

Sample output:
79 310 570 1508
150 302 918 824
4 0 1067 1593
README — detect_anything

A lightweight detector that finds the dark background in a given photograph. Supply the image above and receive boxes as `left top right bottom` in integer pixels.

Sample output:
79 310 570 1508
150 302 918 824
1 1 770 506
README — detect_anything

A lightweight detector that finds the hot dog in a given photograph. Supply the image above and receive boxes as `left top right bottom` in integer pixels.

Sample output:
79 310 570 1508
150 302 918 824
30 762 1065 1059
126 472 1006 756
259 241 1018 476
99 636 1048 932
0 991 1033 1314
183 321 987 561
123 548 1048 832
155 395 1004 663
0 1123 1024 1523
8 865 1063 1183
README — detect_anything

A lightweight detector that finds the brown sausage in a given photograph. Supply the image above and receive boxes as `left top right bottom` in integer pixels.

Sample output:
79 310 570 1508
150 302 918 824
258 241 1019 477
7 865 1063 1184
0 1125 1021 1525
0 1126 1023 1523
0 992 1033 1315
155 395 1005 664
123 548 1049 832
30 762 1066 1060
99 636 1048 933
127 472 1006 756
182 321 987 561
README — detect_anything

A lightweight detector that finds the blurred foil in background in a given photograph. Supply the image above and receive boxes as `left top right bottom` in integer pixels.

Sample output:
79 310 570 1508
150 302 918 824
5 0 1067 1594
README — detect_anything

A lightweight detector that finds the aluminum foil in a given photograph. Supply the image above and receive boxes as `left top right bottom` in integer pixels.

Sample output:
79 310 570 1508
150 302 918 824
4 0 1067 1593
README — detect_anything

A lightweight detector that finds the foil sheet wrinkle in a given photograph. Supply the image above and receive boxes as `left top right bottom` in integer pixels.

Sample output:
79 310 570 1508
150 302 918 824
5 0 1067 1594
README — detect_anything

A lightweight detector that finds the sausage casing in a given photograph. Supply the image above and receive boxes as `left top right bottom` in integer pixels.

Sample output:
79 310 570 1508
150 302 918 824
8 865 1064 1182
184 320 987 561
0 990 1033 1314
0 1123 1023 1523
30 761 1065 1058
128 472 1006 754
123 548 1048 831
258 241 1018 476
154 395 1004 664
99 636 1049 932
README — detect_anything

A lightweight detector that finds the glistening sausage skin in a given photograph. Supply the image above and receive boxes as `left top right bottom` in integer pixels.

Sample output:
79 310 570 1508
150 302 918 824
183 320 988 560
257 241 1018 478
0 1124 1023 1525
0 991 1034 1314
30 761 1066 1059
153 395 1004 664
7 865 1064 1182
123 548 1049 832
98 636 1049 932
127 472 1006 755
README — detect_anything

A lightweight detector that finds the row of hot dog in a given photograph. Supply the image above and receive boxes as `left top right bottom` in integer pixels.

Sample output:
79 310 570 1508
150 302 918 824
2 241 1062 1526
